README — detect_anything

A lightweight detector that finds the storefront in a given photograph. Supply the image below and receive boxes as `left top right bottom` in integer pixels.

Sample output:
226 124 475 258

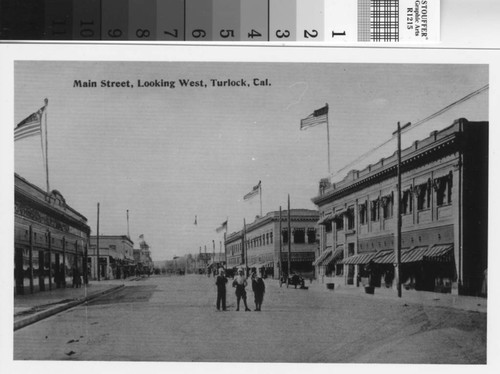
14 174 90 295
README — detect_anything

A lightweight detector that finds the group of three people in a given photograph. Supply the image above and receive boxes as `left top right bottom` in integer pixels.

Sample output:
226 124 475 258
215 268 265 311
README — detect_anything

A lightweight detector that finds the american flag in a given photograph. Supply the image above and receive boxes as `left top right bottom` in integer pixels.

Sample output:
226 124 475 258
216 220 228 233
243 181 261 201
300 104 329 130
14 106 45 141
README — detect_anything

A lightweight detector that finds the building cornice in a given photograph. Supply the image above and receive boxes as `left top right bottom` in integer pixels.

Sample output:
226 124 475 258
312 121 463 206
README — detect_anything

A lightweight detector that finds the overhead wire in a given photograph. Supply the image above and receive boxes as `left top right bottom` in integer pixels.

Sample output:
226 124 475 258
332 84 489 180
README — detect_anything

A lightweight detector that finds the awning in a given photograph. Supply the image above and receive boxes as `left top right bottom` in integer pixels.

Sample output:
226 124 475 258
317 213 333 225
373 244 454 264
423 244 454 262
313 248 332 266
323 248 344 267
340 251 379 265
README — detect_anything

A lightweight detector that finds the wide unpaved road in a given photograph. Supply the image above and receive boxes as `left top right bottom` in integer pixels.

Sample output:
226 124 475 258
14 274 486 363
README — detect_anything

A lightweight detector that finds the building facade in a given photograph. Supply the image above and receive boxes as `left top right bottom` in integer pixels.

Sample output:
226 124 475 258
89 235 135 280
225 209 319 279
312 119 488 296
14 173 91 295
133 236 154 274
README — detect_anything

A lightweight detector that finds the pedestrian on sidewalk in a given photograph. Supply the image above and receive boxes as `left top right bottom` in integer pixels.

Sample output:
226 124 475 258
251 272 265 311
215 269 228 311
232 268 251 311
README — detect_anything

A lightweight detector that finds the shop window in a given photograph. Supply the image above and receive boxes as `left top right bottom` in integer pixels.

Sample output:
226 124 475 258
370 199 380 221
307 229 316 244
335 263 344 276
293 229 305 244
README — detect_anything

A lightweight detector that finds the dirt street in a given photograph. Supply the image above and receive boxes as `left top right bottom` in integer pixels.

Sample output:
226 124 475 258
14 274 486 363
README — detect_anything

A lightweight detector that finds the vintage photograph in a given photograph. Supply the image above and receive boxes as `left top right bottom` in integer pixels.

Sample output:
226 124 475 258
10 57 488 364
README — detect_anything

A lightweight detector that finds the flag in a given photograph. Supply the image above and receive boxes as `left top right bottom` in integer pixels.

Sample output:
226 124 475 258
244 181 261 201
216 220 228 233
14 105 45 141
300 104 328 130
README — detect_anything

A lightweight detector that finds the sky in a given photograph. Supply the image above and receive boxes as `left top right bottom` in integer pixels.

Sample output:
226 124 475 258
13 61 488 261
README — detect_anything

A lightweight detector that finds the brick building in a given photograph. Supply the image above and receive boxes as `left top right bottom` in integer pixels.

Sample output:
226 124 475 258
312 119 488 296
14 173 90 295
89 235 135 280
225 209 319 279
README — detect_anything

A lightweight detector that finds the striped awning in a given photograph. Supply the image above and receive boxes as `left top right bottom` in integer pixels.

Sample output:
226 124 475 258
340 251 379 265
373 245 454 264
313 248 332 266
317 213 334 225
323 248 344 267
423 244 454 262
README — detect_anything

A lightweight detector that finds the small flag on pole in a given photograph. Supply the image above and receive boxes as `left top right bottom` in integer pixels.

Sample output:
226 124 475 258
216 220 228 233
243 181 261 201
14 105 45 141
300 104 328 130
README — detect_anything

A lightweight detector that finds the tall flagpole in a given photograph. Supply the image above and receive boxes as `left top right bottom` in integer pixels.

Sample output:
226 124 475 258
259 182 263 217
325 103 331 175
44 98 50 192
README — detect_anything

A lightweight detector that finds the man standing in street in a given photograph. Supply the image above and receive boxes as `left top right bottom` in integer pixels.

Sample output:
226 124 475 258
232 268 251 311
251 272 265 311
215 268 228 311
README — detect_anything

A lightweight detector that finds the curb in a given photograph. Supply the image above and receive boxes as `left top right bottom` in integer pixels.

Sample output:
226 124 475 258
14 284 125 331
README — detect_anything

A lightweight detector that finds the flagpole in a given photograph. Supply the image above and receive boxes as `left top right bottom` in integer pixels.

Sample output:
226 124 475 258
44 98 50 192
325 103 331 175
259 182 263 217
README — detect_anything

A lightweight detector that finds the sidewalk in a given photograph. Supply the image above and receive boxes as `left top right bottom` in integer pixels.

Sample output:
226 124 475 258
14 279 127 331
306 280 487 313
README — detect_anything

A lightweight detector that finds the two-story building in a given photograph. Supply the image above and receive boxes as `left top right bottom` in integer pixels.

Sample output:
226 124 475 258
89 235 135 280
14 173 90 295
225 209 319 278
312 119 488 296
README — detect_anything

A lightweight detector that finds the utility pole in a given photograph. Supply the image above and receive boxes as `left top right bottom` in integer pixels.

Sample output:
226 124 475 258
279 206 282 281
288 194 291 277
126 209 130 238
393 121 411 298
96 202 100 282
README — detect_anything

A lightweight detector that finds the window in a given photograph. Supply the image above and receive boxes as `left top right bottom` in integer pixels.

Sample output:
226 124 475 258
382 193 393 219
325 221 332 233
109 245 116 250
293 229 305 244
266 233 269 245
307 229 316 244
434 173 453 206
335 215 344 231
370 199 380 221
270 232 273 243
416 180 431 210
282 229 288 244
346 207 355 230
359 202 367 225
401 188 413 214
